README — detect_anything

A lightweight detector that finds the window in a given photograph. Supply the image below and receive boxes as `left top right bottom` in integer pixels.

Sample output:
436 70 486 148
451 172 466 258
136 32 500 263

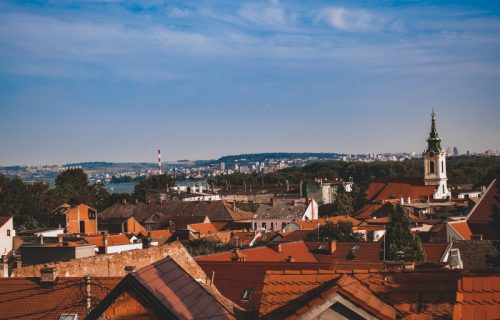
430 161 435 174
242 288 254 301
59 315 78 320
441 161 444 173
262 222 267 230
7 230 10 236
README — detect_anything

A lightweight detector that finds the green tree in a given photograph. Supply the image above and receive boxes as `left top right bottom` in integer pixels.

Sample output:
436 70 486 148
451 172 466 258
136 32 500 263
133 174 176 201
309 221 365 242
332 192 354 215
385 204 425 261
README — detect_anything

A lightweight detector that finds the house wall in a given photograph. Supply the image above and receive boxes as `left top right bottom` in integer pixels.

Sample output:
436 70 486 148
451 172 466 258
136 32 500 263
446 223 465 242
302 200 319 221
65 205 98 234
0 218 14 256
126 218 147 234
102 291 160 320
20 245 95 266
252 219 293 232
105 243 143 254
12 241 206 280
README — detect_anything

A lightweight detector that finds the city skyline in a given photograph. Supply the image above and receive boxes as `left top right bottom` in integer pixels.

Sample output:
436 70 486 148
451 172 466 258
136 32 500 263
1 0 500 166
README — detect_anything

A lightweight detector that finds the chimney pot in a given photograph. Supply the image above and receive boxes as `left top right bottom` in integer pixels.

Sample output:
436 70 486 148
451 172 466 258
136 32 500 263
330 241 337 255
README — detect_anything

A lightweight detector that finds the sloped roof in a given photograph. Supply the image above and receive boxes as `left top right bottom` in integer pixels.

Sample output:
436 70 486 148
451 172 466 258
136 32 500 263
0 216 12 229
196 261 328 311
273 229 315 243
0 276 120 320
188 222 228 234
453 276 500 320
260 271 399 320
88 256 238 319
195 241 319 263
449 221 473 240
148 229 173 239
254 200 307 219
466 179 500 240
100 201 252 225
452 240 499 270
366 178 436 202
354 203 393 219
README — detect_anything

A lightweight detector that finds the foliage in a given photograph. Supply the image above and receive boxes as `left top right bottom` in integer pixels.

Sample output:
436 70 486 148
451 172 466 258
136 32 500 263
367 230 375 242
308 221 365 242
133 174 176 202
182 238 235 257
385 204 425 261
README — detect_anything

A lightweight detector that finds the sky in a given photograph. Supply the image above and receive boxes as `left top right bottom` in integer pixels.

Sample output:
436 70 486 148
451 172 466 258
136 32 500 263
0 0 499 166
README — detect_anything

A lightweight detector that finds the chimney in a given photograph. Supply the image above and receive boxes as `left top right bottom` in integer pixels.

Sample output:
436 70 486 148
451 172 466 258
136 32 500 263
122 199 127 205
286 180 290 192
40 235 44 245
400 196 404 205
40 267 57 285
135 199 139 205
330 241 337 255
124 266 136 273
0 263 8 278
102 233 108 247
271 198 277 207
407 197 411 204
276 244 282 253
232 202 236 211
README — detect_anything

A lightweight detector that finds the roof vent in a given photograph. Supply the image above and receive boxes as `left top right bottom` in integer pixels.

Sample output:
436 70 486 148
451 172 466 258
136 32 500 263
124 265 136 273
286 255 295 262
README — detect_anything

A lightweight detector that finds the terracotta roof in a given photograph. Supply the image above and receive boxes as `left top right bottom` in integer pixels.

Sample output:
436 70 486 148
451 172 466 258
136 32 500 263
291 219 323 230
449 221 473 240
260 270 399 320
354 203 393 219
325 215 361 226
272 229 315 242
363 216 390 224
0 216 12 229
229 232 258 247
99 200 252 225
366 178 436 202
0 276 120 320
421 243 448 263
354 271 462 318
188 222 228 234
196 261 328 311
453 276 500 320
195 241 319 263
148 229 173 239
88 256 238 319
466 179 500 240
84 234 132 247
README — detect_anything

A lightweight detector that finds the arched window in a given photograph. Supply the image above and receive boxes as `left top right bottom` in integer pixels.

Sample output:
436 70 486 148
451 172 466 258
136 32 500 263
430 161 435 174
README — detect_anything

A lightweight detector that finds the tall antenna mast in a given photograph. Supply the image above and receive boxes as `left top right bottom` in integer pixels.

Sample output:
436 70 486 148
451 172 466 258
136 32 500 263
158 149 162 175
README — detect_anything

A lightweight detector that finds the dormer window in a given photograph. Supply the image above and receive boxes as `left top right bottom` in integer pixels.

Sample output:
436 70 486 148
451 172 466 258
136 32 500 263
242 288 254 301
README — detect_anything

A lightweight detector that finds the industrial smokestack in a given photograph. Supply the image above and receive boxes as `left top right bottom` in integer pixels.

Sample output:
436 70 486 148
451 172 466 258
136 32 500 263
158 149 162 175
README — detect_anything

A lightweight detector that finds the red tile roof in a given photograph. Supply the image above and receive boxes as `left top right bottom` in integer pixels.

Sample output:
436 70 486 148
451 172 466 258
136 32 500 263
188 222 228 234
195 241 319 263
466 179 499 240
148 229 173 239
454 276 500 320
366 178 436 203
0 216 12 229
88 257 238 319
0 276 120 320
354 203 394 219
449 221 473 240
196 261 328 311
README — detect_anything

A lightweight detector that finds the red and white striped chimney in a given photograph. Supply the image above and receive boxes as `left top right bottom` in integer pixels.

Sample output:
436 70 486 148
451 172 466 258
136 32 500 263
158 149 162 175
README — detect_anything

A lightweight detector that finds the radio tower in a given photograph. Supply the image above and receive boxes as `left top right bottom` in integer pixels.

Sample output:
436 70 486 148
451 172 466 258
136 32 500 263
158 149 162 175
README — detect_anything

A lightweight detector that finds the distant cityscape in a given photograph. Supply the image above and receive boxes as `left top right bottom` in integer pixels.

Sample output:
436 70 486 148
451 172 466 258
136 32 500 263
1 149 499 190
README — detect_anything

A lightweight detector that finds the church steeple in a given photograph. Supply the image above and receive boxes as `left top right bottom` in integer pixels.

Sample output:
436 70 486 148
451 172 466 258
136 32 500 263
425 111 442 153
423 111 450 199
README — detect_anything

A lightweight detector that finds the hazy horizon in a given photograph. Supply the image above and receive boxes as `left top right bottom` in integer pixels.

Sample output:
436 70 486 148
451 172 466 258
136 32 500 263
1 1 499 166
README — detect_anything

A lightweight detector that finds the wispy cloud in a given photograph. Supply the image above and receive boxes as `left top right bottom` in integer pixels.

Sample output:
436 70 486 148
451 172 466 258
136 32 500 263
317 7 401 33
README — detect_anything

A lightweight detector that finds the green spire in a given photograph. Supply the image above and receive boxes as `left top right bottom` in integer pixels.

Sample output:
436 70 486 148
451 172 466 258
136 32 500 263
425 111 442 153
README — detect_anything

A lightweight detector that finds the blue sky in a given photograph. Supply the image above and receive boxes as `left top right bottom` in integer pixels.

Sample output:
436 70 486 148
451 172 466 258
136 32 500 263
0 0 499 165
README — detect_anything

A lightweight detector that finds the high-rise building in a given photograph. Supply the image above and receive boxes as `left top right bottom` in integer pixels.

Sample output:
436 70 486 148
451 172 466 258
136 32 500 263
453 147 459 157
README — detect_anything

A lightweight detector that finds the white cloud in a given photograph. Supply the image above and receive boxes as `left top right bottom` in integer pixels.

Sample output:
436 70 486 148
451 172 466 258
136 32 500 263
318 7 393 32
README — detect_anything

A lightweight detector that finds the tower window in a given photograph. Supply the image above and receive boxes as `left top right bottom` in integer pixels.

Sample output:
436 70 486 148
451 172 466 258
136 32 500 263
430 161 435 174
441 161 444 173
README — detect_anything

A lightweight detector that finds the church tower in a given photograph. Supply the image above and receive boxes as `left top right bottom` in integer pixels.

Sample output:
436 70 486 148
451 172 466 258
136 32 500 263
423 111 450 199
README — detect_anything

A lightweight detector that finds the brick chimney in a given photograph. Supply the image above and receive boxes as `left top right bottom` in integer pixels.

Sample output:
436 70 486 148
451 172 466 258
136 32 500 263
40 267 57 286
330 241 337 255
